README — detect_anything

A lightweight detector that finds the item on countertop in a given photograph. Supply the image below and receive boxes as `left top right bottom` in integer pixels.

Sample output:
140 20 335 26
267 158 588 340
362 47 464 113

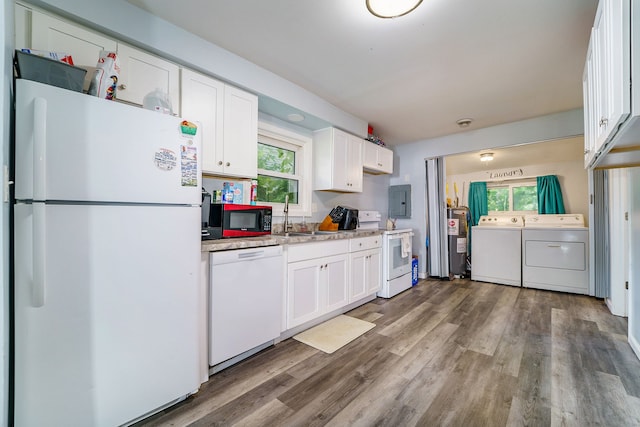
20 48 75 65
250 180 258 205
222 182 243 204
87 50 120 100
143 88 173 114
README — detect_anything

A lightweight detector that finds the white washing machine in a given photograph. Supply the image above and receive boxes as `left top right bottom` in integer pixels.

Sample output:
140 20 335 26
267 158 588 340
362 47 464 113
522 214 589 294
471 215 524 287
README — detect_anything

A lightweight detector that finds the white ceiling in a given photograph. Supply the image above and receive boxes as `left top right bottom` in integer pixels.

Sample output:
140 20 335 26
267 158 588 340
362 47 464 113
126 0 597 146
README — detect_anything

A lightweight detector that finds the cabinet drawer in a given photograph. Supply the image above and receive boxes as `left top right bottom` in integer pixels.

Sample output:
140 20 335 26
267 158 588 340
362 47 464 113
349 235 382 252
287 240 349 263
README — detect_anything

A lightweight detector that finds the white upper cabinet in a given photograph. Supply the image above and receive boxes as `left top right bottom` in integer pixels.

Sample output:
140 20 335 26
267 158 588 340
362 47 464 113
30 10 117 92
363 142 393 174
180 69 258 178
222 85 259 178
116 44 180 113
313 127 363 192
583 0 634 168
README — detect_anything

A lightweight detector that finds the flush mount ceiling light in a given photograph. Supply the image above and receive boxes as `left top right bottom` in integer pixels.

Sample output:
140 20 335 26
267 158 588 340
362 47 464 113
480 153 494 162
456 118 473 128
366 0 423 18
286 113 305 122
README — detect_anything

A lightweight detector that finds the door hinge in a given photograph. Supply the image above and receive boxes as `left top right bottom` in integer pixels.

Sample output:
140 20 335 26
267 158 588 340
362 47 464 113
625 212 629 221
626 281 629 290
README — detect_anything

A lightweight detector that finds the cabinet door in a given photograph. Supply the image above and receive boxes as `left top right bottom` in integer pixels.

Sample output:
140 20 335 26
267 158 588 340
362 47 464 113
377 146 393 174
324 255 349 312
116 43 180 112
287 260 321 329
347 135 363 192
366 249 382 295
583 36 597 168
350 251 367 302
31 11 117 92
14 3 31 50
363 143 393 174
331 129 350 191
222 85 258 178
180 69 224 174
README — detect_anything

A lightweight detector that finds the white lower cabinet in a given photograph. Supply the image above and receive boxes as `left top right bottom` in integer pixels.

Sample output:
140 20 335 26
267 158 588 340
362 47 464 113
285 236 382 330
349 236 382 302
287 254 348 329
350 249 381 302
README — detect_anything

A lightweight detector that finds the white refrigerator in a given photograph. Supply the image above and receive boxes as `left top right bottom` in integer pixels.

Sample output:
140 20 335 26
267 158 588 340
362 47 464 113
13 79 202 426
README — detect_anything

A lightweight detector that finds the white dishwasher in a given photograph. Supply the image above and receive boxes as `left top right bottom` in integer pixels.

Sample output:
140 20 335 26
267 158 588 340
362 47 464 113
209 245 283 371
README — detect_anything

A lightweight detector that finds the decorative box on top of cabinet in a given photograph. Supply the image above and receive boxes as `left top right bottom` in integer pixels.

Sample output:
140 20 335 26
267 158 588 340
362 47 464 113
181 69 258 179
363 141 393 174
313 127 363 192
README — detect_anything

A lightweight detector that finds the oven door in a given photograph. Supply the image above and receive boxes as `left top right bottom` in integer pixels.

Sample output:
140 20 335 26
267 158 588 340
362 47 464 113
386 233 412 280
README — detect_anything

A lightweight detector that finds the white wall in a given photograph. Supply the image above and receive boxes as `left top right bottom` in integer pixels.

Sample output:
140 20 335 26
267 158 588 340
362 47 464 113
446 159 589 222
2 1 12 425
391 110 584 277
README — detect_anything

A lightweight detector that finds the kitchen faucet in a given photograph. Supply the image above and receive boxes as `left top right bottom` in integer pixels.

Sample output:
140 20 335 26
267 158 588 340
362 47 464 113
283 194 292 233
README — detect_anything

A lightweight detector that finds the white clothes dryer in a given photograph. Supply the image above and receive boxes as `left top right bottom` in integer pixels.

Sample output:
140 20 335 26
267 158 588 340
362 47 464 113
522 214 589 294
471 215 524 287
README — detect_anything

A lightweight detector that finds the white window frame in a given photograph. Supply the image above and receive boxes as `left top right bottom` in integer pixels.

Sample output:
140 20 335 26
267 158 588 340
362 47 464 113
257 122 312 218
487 178 538 215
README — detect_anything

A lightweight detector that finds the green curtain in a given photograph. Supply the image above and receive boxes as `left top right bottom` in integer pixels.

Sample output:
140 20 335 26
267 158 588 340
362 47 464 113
537 175 566 214
468 182 488 226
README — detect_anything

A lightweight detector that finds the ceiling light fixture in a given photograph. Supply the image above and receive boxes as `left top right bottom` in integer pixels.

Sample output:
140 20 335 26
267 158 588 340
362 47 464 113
366 0 423 18
456 118 473 128
286 113 305 122
480 153 494 162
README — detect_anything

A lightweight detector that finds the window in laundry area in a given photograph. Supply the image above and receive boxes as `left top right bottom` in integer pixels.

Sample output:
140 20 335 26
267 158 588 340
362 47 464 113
487 179 537 212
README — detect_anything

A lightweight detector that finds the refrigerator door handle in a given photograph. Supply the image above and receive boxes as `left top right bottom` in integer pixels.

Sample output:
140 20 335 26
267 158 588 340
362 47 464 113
32 203 46 307
33 97 47 201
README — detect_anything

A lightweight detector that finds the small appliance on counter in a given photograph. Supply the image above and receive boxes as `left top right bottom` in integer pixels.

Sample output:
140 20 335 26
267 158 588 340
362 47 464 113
203 203 272 240
318 206 359 231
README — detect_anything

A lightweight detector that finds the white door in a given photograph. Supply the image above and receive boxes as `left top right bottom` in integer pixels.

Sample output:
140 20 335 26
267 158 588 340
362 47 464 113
31 11 118 91
366 249 382 294
287 260 321 329
325 255 348 312
15 80 201 204
222 85 258 178
180 69 224 174
350 251 367 302
14 203 201 427
117 43 180 111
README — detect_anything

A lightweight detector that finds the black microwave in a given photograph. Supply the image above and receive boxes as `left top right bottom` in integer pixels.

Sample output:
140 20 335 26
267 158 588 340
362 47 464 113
202 203 272 240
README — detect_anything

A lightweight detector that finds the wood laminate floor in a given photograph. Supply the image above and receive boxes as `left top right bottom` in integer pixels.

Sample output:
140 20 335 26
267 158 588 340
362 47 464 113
137 279 640 427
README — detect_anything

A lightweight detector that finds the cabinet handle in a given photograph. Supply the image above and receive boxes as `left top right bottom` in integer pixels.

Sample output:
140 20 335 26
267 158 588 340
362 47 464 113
226 162 231 167
378 163 382 166
218 161 223 166
118 84 127 90
359 243 363 247
599 117 608 127
584 149 590 155
324 264 328 268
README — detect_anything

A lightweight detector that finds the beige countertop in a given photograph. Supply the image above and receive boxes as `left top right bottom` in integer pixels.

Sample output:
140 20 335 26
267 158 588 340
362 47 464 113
201 229 384 252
